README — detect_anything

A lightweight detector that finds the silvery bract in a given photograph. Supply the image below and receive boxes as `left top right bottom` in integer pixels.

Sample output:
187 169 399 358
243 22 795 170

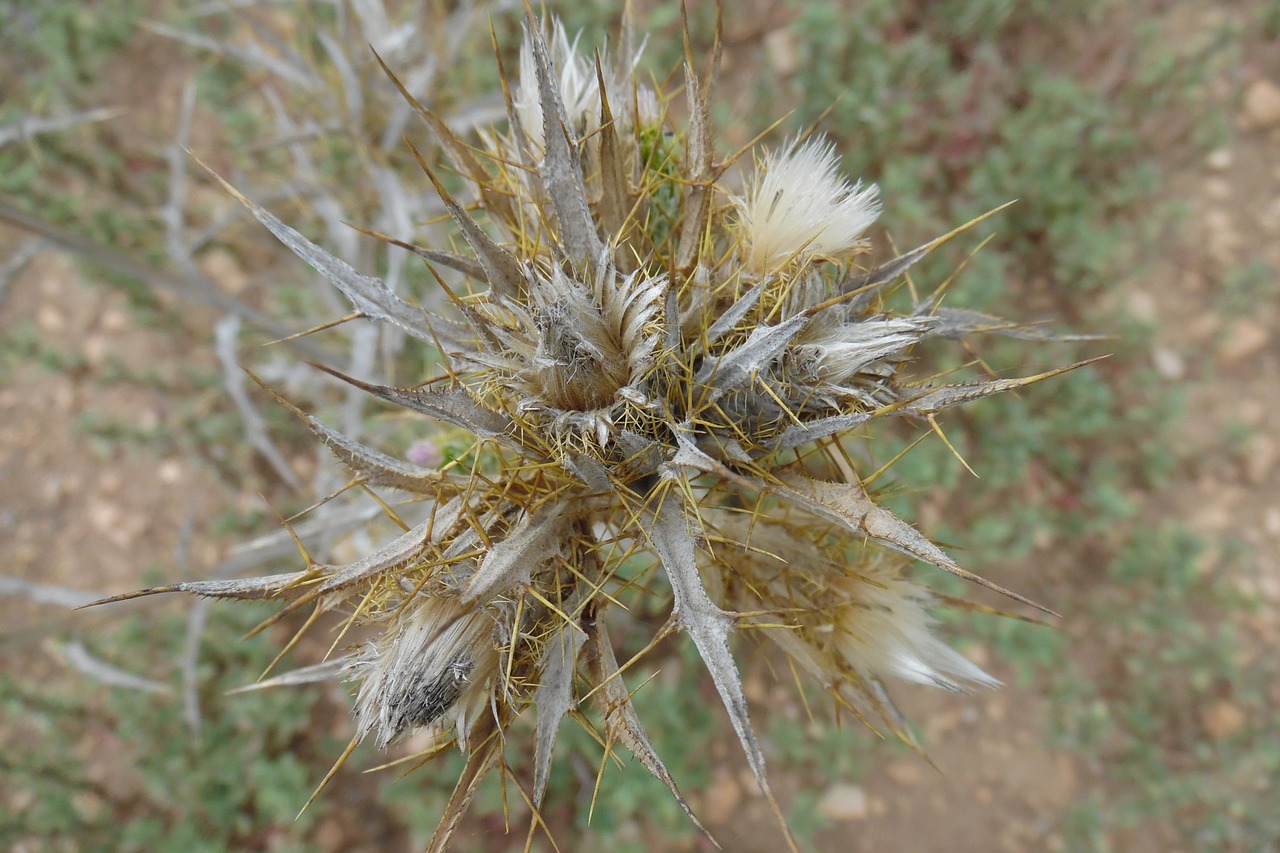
99 12 1089 851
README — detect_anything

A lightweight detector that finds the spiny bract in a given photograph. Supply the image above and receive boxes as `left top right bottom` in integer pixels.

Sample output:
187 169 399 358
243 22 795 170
103 11 1090 851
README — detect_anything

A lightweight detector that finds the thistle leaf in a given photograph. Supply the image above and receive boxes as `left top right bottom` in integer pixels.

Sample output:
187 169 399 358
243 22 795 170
694 312 809 401
410 142 529 302
227 659 350 694
675 61 713 272
463 507 567 605
920 307 1097 342
525 10 605 265
311 363 516 443
582 608 717 846
768 411 873 454
202 167 434 343
248 371 453 494
703 281 762 347
894 359 1105 417
594 59 630 251
644 498 764 786
532 618 586 807
776 476 1054 614
841 201 1017 308
313 518 433 595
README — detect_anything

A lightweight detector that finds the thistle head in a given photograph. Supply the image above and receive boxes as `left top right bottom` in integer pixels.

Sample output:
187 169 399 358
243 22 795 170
102 11 1092 850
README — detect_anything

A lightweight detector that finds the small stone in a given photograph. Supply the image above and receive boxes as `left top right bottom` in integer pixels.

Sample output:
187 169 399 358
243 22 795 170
1218 319 1269 364
1243 434 1277 485
101 308 130 332
1203 209 1241 266
1202 178 1232 200
52 380 75 412
1242 79 1280 130
158 459 184 484
1261 198 1280 235
83 334 109 366
36 304 65 332
702 769 742 824
1192 496 1232 533
88 501 122 535
1181 268 1208 292
1264 508 1280 536
199 247 250 295
816 783 868 821
1202 700 1246 740
1205 147 1233 171
315 818 346 852
1238 399 1266 426
975 786 994 804
1055 752 1078 792
1125 289 1158 322
1152 346 1185 381
764 29 798 76
885 760 923 786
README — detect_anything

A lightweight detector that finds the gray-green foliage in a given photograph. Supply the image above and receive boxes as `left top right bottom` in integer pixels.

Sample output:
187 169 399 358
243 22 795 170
0 608 322 852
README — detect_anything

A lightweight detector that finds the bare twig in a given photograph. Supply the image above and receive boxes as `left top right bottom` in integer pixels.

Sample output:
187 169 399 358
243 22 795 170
0 107 124 148
0 200 337 363
215 314 304 490
180 599 212 736
59 641 173 695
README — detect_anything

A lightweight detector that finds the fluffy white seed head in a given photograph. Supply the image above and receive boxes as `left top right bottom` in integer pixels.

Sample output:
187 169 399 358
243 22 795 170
733 134 882 274
831 572 999 692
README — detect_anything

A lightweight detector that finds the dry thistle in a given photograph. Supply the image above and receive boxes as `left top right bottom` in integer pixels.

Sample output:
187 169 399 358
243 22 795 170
94 10 1095 850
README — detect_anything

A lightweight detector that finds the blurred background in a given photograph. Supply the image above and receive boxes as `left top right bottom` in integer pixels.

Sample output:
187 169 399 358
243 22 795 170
1 1 1277 850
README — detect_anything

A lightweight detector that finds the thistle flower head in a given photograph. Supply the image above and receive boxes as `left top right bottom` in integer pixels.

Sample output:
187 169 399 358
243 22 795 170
102 12 1090 850
734 134 882 274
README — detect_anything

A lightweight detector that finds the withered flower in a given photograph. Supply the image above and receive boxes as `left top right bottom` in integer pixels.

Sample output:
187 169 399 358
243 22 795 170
97 11 1090 850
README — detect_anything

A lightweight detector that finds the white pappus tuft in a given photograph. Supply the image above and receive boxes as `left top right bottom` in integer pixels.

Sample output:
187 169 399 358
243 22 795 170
733 134 882 274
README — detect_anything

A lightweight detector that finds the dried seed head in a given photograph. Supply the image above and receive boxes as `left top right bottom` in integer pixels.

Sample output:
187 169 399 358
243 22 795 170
733 134 882 274
827 570 1000 692
104 12 1092 850
351 597 499 751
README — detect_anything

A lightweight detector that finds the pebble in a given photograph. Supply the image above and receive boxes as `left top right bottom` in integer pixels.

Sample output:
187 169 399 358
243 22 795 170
1201 699 1246 740
1242 79 1280 130
1203 209 1241 266
885 760 923 786
816 783 869 821
198 247 250 295
1261 197 1280 235
702 769 742 824
764 29 798 76
1243 434 1277 485
1125 289 1158 322
1152 346 1185 380
1218 319 1269 364
1265 508 1280 536
1205 147 1233 170
158 458 184 484
1202 177 1232 200
36 304 66 332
